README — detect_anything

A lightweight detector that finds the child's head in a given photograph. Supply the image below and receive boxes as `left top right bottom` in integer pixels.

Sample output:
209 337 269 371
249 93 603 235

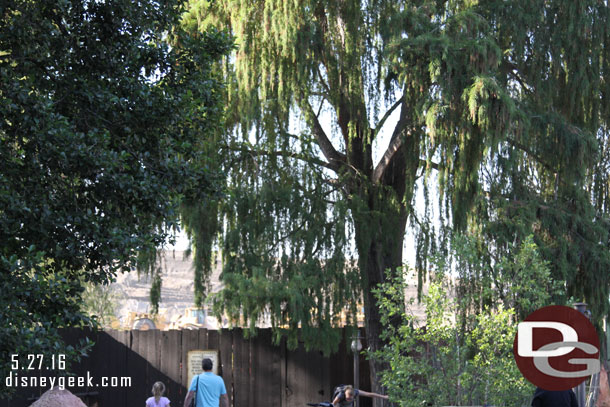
152 381 166 401
344 386 355 402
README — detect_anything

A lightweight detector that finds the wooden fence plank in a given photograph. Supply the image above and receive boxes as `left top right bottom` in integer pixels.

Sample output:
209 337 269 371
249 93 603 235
218 330 234 406
286 341 308 407
207 330 219 351
329 332 352 390
199 328 209 350
208 330 221 375
287 340 331 407
144 330 162 384
253 329 282 407
280 337 287 407
358 335 372 407
232 332 251 407
160 330 182 403
102 329 130 407
127 330 147 406
69 328 96 401
182 329 199 390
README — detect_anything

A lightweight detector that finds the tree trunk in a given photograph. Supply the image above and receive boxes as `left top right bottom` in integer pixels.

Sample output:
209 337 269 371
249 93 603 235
354 191 408 407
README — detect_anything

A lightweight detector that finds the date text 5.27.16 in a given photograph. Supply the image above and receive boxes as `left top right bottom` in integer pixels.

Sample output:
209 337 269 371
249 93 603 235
10 354 65 371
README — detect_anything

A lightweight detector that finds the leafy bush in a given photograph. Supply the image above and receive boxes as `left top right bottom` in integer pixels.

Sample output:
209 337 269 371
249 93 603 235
372 236 561 406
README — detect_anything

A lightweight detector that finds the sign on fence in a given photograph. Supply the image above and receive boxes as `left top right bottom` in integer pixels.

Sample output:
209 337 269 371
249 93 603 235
187 349 219 385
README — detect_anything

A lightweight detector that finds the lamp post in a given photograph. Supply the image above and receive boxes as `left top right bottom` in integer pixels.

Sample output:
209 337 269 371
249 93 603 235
351 330 363 407
573 302 588 407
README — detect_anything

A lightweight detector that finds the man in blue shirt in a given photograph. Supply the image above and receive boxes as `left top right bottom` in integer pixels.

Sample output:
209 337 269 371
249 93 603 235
184 358 228 407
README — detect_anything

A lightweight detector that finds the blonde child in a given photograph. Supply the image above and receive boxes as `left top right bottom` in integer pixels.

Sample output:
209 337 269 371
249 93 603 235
146 381 171 407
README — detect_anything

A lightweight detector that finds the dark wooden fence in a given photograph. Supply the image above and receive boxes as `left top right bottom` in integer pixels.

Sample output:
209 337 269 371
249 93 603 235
1 328 370 407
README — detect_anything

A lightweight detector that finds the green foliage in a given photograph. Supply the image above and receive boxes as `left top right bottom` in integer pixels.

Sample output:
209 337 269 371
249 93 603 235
450 234 565 323
0 251 94 395
179 0 610 367
0 0 231 397
204 165 360 354
458 0 610 321
373 236 558 406
81 280 122 328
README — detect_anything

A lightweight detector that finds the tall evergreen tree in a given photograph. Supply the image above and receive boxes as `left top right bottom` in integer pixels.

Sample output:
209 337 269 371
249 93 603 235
182 0 610 397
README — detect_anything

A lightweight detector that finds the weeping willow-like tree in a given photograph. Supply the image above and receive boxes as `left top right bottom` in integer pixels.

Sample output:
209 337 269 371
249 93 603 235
180 0 610 397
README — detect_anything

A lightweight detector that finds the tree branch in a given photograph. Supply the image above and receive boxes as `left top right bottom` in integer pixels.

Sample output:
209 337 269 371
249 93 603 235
316 65 331 96
372 130 407 183
301 100 346 172
420 159 439 172
222 144 338 172
373 97 403 139
506 137 556 174
372 102 411 184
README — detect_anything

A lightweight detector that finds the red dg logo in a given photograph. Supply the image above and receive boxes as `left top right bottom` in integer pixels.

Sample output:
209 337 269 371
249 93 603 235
513 305 600 391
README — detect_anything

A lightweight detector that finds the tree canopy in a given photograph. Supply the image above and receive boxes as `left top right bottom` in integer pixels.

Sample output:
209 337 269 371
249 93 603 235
182 0 610 397
0 0 230 396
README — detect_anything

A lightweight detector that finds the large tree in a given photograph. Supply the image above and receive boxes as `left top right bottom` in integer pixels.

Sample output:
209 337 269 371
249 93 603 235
182 0 610 399
0 0 230 396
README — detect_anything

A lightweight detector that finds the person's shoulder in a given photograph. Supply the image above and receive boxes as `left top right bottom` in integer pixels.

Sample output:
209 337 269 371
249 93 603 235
532 387 545 397
200 372 217 381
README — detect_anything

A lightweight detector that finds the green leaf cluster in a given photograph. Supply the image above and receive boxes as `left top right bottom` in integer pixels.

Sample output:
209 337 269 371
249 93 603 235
200 160 360 354
449 234 564 323
0 0 231 397
373 236 555 406
0 250 94 396
80 278 121 329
